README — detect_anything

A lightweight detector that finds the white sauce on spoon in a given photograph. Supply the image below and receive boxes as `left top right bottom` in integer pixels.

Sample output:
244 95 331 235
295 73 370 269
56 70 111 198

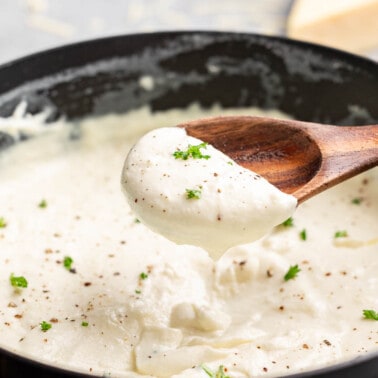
122 127 297 259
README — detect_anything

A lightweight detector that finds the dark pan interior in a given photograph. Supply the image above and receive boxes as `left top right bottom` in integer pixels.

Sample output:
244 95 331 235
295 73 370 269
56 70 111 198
1 31 378 147
0 31 377 378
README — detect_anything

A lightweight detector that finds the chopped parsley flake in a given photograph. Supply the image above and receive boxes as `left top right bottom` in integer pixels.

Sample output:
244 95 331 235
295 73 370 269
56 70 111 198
227 161 233 166
40 321 52 332
351 197 363 205
173 143 210 160
201 364 230 378
134 218 141 223
81 321 89 327
140 272 148 280
186 188 201 199
281 217 294 227
0 217 7 228
299 229 307 241
334 230 348 238
284 265 301 281
38 199 47 208
10 273 28 288
63 256 74 270
362 309 378 320
135 289 142 294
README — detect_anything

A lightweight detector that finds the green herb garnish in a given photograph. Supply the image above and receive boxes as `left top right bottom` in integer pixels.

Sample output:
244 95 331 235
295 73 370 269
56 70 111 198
63 256 74 270
135 289 142 294
201 364 230 378
9 273 28 288
134 218 141 223
38 199 47 208
0 217 7 228
81 321 89 327
140 272 148 280
40 321 52 332
362 309 378 320
284 265 301 281
334 230 348 238
186 188 201 199
173 143 210 160
299 229 307 241
351 197 363 205
281 217 294 227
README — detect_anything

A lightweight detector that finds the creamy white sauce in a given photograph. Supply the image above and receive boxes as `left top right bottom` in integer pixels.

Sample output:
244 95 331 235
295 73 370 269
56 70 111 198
0 104 377 378
121 127 297 259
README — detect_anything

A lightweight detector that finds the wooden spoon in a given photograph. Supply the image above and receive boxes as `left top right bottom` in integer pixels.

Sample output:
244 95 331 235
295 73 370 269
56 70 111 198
179 116 378 204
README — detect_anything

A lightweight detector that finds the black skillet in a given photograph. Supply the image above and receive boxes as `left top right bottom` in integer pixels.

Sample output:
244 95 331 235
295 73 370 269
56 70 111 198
0 31 377 378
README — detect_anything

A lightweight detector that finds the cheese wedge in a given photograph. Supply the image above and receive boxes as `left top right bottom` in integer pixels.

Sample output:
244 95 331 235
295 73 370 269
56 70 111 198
287 0 378 53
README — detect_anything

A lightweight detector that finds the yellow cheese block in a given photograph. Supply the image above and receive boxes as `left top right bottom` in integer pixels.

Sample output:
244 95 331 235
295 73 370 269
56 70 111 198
287 0 378 53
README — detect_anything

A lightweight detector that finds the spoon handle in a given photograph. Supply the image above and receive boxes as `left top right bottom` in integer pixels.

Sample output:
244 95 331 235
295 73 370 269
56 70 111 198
291 121 378 203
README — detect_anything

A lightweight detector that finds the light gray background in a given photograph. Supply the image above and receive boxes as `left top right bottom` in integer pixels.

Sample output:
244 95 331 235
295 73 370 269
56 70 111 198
0 0 376 65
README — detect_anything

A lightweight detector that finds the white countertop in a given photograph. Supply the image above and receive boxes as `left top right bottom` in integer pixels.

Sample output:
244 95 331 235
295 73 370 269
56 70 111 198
0 0 289 64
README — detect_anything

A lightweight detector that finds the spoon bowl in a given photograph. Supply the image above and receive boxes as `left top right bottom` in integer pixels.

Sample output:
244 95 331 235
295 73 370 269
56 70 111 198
180 116 378 203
